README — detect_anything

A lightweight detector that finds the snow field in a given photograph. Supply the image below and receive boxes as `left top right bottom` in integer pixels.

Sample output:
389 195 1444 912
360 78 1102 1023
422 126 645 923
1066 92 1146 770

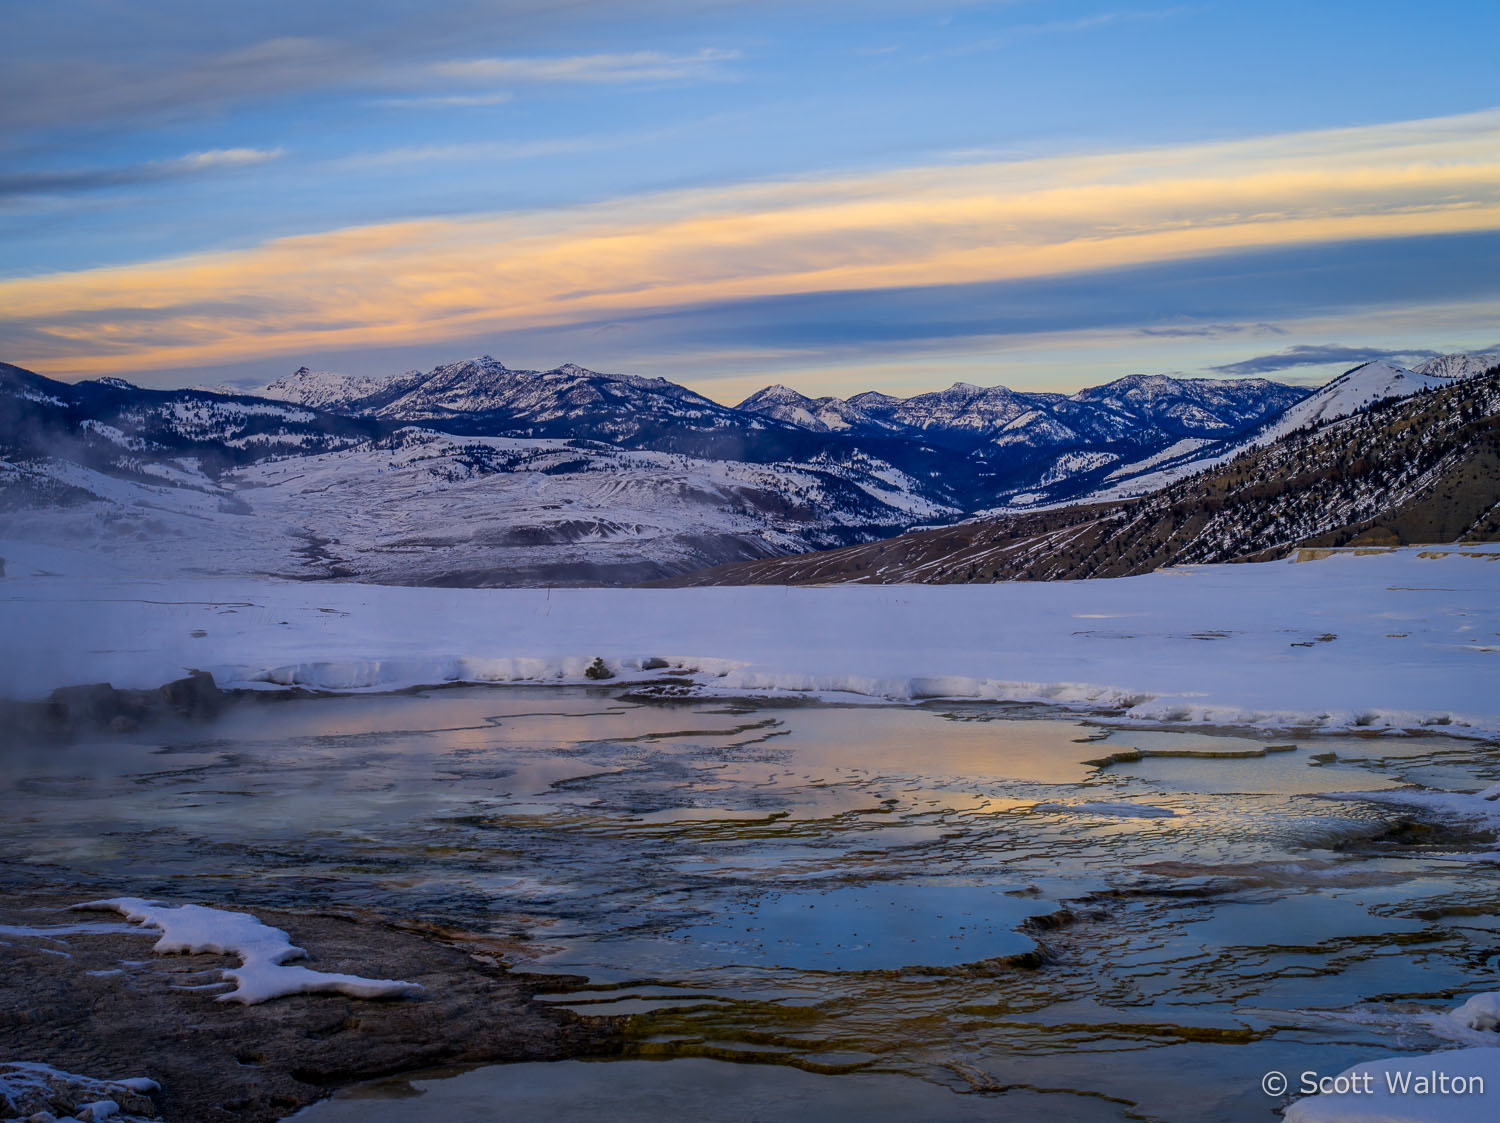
3 543 1497 739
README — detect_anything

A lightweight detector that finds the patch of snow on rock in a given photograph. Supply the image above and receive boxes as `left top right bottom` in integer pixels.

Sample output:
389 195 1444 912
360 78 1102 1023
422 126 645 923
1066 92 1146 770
0 1062 160 1122
74 898 423 1005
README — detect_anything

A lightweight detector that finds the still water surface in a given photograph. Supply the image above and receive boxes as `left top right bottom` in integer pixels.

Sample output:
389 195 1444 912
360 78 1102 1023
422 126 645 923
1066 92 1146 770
4 687 1497 1120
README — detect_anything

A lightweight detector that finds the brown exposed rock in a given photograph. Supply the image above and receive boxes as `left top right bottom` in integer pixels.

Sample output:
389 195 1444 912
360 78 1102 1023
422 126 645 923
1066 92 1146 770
0 889 618 1123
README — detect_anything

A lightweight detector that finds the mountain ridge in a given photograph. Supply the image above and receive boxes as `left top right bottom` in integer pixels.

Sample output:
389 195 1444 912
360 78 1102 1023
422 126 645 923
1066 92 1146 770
2 349 1492 586
665 359 1500 587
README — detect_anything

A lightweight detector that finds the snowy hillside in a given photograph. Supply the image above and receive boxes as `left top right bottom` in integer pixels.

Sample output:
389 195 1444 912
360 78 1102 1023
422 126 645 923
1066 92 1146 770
1250 359 1468 447
232 430 954 585
0 420 955 584
1048 353 1500 508
1412 351 1500 380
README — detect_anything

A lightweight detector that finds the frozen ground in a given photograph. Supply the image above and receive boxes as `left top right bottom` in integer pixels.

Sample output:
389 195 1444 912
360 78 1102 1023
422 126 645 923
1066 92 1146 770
1 542 1497 738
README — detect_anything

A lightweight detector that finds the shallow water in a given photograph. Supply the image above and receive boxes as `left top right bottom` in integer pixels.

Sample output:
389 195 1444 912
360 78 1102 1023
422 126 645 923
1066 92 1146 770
3 686 1499 1121
295 1057 1129 1122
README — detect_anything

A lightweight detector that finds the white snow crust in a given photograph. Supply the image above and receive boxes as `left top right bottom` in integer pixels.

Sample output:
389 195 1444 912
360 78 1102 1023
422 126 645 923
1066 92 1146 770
2 542 1497 738
74 898 422 1005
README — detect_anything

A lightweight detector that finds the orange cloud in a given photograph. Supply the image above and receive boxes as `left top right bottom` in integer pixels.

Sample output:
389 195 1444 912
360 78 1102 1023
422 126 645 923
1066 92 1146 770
6 108 1500 376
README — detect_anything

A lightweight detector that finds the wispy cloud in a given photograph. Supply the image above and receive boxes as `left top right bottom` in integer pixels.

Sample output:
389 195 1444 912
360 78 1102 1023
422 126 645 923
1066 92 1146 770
1140 322 1288 339
433 47 740 85
0 3 756 134
940 6 1193 56
370 47 740 114
1210 344 1442 376
0 147 283 200
5 107 1500 375
1 33 352 134
377 91 514 109
339 131 653 170
164 147 286 171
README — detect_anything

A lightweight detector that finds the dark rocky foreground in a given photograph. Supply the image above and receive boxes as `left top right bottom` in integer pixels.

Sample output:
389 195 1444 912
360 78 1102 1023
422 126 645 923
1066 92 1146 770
0 888 619 1122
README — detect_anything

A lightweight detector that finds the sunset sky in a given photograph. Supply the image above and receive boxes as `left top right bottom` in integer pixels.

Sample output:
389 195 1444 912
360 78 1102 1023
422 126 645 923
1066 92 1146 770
3 0 1498 400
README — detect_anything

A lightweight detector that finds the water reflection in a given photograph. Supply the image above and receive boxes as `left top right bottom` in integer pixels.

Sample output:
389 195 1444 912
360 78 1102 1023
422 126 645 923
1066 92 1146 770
296 1058 1132 1122
2 686 1498 1121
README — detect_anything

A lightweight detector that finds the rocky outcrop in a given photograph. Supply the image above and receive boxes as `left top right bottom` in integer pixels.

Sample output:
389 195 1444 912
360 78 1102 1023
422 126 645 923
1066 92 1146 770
0 891 617 1123
1 671 227 744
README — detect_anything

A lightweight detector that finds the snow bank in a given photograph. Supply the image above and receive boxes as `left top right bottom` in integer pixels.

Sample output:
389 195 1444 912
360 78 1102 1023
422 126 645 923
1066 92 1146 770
1285 981 1500 1120
2 545 1497 738
1417 982 1500 1046
1283 1048 1500 1121
1449 993 1500 1034
74 898 422 1005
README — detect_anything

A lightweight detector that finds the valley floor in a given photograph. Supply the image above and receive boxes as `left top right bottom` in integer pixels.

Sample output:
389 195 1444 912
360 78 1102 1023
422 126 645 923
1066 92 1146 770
2 541 1498 739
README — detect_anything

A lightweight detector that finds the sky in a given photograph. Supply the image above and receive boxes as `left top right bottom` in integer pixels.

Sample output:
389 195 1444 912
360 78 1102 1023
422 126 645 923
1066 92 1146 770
2 0 1498 402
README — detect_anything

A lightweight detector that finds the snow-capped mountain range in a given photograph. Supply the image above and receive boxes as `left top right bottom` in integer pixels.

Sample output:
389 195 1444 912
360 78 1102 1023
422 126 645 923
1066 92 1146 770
263 356 739 438
250 355 1310 508
672 358 1500 587
739 373 1302 448
1035 354 1500 511
1 351 1492 584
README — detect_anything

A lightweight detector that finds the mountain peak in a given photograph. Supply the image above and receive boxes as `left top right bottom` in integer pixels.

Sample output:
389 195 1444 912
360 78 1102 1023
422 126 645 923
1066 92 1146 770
439 355 508 371
739 384 811 408
1343 359 1409 377
1410 351 1500 381
257 366 394 411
